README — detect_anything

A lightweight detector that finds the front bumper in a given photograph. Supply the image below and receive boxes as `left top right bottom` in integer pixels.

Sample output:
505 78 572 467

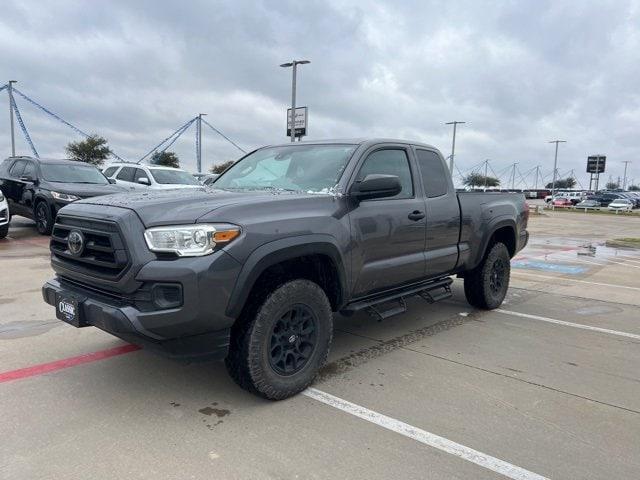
43 278 231 361
43 247 244 362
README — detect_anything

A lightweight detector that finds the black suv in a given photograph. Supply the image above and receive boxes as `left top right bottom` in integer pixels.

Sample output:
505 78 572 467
0 156 125 235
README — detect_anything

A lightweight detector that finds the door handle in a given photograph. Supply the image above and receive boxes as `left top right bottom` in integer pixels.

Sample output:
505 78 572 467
408 210 425 221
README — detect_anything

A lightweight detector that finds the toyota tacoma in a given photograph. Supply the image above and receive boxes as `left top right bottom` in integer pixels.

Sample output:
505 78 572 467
43 139 528 399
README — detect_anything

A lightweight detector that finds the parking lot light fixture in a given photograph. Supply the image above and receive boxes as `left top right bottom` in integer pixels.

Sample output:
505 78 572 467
548 140 566 198
280 60 310 142
445 121 465 175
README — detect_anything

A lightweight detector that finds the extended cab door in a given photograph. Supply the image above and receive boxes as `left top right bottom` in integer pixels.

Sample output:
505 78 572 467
348 146 427 296
414 148 461 277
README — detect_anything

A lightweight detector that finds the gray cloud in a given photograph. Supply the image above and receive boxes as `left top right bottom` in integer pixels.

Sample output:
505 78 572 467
0 0 638 187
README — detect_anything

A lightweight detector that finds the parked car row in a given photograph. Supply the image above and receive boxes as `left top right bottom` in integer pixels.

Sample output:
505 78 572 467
551 197 636 212
546 190 640 208
0 156 209 236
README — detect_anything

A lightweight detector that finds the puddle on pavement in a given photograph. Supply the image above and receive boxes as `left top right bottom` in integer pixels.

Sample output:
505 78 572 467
514 237 640 276
0 320 60 339
198 403 231 430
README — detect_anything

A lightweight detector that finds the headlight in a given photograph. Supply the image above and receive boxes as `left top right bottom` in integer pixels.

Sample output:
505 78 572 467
51 191 80 202
144 224 241 257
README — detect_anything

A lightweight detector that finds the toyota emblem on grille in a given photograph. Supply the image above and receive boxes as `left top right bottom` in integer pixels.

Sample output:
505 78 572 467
67 230 85 256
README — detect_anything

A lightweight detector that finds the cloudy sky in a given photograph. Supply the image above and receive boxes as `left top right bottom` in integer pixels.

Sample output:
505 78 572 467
0 0 639 188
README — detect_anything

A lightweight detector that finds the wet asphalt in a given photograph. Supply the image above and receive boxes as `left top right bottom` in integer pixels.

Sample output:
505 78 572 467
1 212 640 480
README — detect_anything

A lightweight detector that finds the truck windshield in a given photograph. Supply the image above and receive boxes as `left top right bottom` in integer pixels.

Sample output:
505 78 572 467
214 144 357 193
41 163 109 184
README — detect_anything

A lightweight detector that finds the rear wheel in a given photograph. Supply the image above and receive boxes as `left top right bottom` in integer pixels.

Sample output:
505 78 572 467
225 279 333 400
35 201 53 235
464 242 510 310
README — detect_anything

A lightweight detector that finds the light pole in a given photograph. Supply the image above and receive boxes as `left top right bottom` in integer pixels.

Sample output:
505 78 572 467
510 163 518 190
548 140 566 198
8 80 17 157
196 113 206 173
622 161 631 190
445 121 465 175
280 60 310 142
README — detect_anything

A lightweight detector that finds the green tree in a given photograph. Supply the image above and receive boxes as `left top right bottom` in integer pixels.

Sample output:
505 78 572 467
629 185 639 191
151 151 180 168
65 134 111 166
605 181 620 190
545 177 576 189
463 173 500 188
210 160 235 174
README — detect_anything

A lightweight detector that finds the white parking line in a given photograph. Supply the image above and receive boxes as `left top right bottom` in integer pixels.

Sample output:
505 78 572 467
496 309 640 341
303 388 549 480
511 271 640 291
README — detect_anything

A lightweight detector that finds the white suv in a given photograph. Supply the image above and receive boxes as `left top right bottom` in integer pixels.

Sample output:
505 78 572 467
102 164 201 190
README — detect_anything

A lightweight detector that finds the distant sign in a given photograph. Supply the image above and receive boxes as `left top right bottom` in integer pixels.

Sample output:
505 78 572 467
287 107 308 138
586 155 606 173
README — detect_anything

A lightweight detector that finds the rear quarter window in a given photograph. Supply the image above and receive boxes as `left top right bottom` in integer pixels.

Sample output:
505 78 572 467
415 149 448 198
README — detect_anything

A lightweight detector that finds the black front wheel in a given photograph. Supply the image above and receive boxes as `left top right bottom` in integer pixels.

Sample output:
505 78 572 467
464 242 511 310
35 202 53 235
226 279 333 400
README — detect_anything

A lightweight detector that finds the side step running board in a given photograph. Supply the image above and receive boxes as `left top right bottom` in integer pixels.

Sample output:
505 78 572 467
342 277 453 320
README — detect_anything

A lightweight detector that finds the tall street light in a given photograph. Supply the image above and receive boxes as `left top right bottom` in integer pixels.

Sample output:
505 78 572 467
280 60 310 142
8 80 17 157
622 161 631 190
548 140 566 198
445 121 465 175
196 113 207 173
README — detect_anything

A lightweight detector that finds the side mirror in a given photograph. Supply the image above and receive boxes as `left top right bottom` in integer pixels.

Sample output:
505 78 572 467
137 177 151 185
108 178 117 184
350 174 402 200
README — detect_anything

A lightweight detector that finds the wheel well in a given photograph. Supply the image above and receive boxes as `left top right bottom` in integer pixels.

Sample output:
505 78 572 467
248 254 342 312
488 226 516 257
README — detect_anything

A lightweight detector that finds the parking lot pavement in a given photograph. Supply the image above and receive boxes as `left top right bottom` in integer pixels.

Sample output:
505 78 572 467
2 212 640 479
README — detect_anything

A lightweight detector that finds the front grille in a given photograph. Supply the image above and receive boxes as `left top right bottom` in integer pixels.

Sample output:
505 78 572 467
50 215 130 279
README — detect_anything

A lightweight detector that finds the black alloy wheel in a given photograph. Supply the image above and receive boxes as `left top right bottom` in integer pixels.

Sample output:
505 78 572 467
268 304 318 376
35 202 52 235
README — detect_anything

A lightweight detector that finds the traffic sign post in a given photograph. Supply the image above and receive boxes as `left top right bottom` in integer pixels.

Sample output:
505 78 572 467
287 106 308 140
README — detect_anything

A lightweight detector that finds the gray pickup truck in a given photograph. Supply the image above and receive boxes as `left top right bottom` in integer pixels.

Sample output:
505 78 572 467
43 139 528 399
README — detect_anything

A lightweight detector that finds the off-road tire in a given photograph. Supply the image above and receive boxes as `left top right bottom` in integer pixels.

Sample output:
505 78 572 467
225 279 333 400
0 223 8 239
35 201 53 235
464 242 510 310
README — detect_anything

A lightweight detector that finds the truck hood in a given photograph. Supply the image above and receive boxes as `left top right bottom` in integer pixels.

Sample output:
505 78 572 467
77 187 325 226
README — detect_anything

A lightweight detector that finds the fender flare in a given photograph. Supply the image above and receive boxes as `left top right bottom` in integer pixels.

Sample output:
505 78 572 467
471 217 517 269
225 234 348 318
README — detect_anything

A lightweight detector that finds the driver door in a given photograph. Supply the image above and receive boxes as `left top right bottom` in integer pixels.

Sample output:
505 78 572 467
348 146 427 296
